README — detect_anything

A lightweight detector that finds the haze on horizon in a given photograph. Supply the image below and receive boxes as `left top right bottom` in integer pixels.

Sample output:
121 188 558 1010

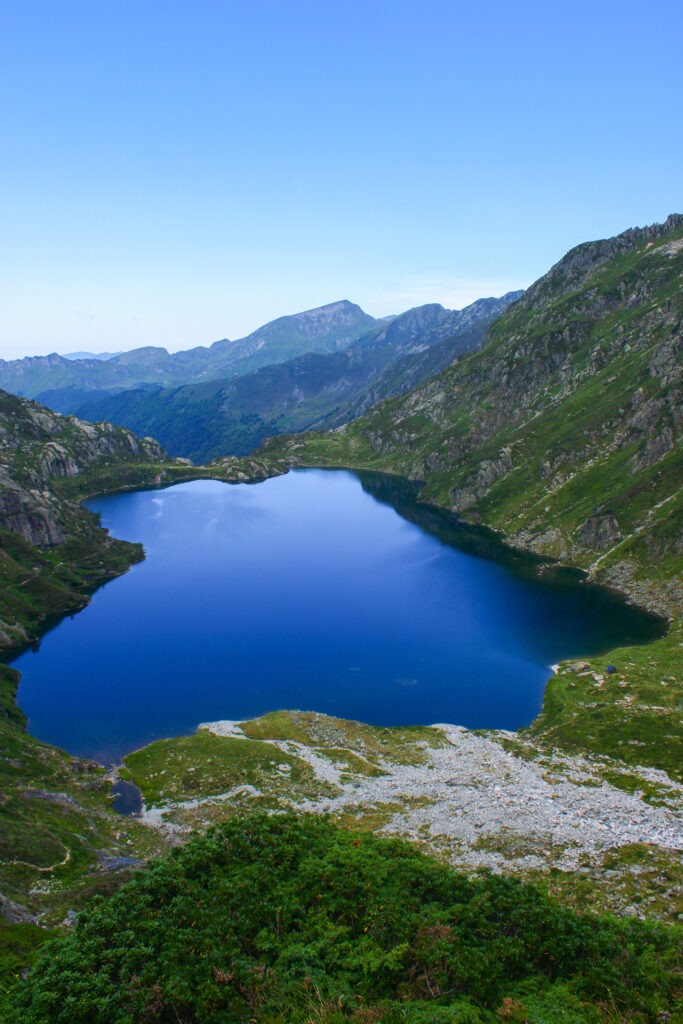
1 0 681 361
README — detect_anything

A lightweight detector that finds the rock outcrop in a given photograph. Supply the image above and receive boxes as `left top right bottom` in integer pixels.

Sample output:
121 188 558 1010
0 390 168 545
0 389 173 650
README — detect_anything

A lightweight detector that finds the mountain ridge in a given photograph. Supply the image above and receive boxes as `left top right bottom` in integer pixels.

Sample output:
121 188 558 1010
0 300 381 408
71 293 521 460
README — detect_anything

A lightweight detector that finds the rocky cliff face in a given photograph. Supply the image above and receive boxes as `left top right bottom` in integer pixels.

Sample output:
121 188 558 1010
255 217 683 617
0 390 166 546
0 390 172 648
0 467 70 547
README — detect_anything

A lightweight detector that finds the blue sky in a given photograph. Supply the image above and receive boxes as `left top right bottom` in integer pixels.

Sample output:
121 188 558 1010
1 0 681 358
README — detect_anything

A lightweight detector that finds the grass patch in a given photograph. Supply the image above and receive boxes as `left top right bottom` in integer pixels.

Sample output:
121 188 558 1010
318 748 387 778
472 828 564 862
124 729 339 806
243 711 448 766
527 622 683 780
598 768 681 807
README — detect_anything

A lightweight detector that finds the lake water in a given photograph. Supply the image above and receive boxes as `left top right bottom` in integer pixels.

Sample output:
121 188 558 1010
12 470 664 762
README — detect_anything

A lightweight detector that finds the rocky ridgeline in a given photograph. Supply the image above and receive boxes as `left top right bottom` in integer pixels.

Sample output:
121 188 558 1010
520 212 683 307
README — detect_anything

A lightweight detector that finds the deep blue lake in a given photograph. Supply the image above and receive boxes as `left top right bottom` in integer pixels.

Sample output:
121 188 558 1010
12 470 663 762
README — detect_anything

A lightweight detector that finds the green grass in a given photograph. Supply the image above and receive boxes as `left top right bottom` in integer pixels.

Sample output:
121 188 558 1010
0 664 170 986
124 728 338 806
319 748 388 778
526 622 683 779
0 701 169 917
241 711 449 766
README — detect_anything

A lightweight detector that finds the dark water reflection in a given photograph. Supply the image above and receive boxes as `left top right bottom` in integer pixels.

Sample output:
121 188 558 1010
111 780 143 816
11 470 664 762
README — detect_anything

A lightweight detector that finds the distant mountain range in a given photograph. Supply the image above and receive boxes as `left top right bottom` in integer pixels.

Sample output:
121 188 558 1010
0 293 522 461
74 293 521 461
62 351 122 361
0 300 380 408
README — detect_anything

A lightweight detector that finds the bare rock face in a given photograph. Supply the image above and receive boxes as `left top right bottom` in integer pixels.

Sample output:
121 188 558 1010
450 448 514 511
0 390 174 653
0 389 170 549
0 618 28 648
208 454 288 483
576 513 622 552
0 893 36 924
38 442 81 480
0 467 69 545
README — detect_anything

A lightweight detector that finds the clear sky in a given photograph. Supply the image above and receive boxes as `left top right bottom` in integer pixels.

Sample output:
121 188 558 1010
1 0 681 358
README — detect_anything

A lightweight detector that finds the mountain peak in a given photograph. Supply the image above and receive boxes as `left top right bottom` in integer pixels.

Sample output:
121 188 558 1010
233 300 379 355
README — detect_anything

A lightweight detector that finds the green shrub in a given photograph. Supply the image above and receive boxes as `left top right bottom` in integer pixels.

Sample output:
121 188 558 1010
1 814 680 1023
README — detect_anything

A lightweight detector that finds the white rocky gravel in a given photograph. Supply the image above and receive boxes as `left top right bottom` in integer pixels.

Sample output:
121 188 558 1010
186 719 683 876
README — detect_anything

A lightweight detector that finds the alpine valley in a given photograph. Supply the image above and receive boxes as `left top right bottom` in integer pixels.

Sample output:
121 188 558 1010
0 217 681 1024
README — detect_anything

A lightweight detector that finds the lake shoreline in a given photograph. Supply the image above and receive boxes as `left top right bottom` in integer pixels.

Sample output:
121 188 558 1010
1 466 671 770
10 471 663 764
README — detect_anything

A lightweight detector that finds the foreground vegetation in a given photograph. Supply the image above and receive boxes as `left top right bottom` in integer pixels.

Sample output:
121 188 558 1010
0 664 170 991
2 814 681 1023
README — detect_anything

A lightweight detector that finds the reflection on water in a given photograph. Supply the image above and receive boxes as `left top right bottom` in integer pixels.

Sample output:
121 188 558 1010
11 470 664 763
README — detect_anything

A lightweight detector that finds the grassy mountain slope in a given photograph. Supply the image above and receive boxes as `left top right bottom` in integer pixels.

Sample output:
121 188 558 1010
0 660 169 928
73 295 519 460
74 347 395 460
254 216 683 619
0 301 380 412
